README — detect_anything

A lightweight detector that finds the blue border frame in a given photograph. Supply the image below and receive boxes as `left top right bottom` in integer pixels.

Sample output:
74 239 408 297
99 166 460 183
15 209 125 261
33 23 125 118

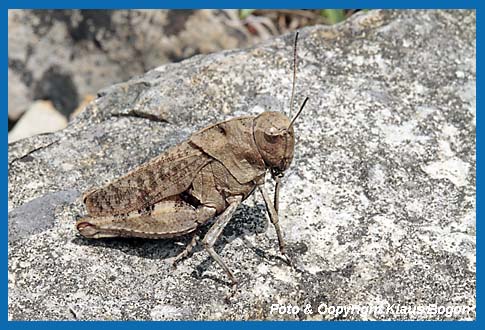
477 4 481 327
3 1 481 9
4 0 480 326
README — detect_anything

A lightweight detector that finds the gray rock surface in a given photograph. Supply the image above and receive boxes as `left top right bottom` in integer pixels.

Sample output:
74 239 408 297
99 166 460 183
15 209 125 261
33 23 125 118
8 10 475 320
8 10 250 120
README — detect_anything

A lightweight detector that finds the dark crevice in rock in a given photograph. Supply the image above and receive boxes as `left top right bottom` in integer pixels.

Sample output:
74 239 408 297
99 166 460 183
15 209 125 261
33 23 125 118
110 111 169 124
8 138 59 167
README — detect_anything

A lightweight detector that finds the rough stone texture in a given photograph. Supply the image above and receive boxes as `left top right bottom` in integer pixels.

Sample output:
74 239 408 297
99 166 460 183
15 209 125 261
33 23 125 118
8 10 475 320
8 9 250 120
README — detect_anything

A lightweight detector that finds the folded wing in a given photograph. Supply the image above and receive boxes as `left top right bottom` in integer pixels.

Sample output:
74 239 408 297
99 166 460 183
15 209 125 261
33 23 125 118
84 141 211 216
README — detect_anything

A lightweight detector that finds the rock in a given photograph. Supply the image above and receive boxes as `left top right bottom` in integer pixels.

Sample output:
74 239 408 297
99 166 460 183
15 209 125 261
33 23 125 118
9 190 79 243
8 10 475 320
8 10 251 120
70 95 96 120
8 100 68 143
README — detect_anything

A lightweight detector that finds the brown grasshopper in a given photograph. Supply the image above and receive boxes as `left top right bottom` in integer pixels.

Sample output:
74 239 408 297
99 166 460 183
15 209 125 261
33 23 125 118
76 32 309 284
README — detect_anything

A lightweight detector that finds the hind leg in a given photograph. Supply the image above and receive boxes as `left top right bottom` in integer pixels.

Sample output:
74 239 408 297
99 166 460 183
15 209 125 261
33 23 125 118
172 231 200 268
76 196 216 239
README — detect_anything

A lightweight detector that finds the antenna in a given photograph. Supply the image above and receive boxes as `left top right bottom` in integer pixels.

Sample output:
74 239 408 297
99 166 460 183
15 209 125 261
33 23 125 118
288 97 309 129
289 31 299 117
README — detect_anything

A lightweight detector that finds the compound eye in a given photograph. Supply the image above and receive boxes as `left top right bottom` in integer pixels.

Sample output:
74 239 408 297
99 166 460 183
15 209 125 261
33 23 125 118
264 129 280 143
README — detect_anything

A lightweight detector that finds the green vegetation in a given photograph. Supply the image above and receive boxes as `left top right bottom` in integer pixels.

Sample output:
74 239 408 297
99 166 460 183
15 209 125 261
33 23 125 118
320 9 347 24
239 9 256 19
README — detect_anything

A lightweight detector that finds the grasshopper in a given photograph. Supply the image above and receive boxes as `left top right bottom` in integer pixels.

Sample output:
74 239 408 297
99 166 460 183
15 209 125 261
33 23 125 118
76 32 309 284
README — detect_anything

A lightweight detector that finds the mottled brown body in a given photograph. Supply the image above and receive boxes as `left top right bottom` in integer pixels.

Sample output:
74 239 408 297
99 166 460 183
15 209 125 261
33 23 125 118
81 116 275 224
77 32 308 284
77 113 299 283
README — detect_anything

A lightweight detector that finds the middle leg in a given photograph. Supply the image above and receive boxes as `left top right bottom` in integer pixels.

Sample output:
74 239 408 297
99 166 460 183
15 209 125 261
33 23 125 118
201 195 243 284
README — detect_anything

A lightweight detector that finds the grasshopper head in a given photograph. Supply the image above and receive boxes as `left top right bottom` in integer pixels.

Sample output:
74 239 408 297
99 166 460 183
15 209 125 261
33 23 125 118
252 31 309 178
254 112 295 177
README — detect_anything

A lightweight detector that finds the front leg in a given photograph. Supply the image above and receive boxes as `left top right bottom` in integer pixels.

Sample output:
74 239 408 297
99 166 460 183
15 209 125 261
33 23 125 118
274 175 281 213
258 185 293 265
